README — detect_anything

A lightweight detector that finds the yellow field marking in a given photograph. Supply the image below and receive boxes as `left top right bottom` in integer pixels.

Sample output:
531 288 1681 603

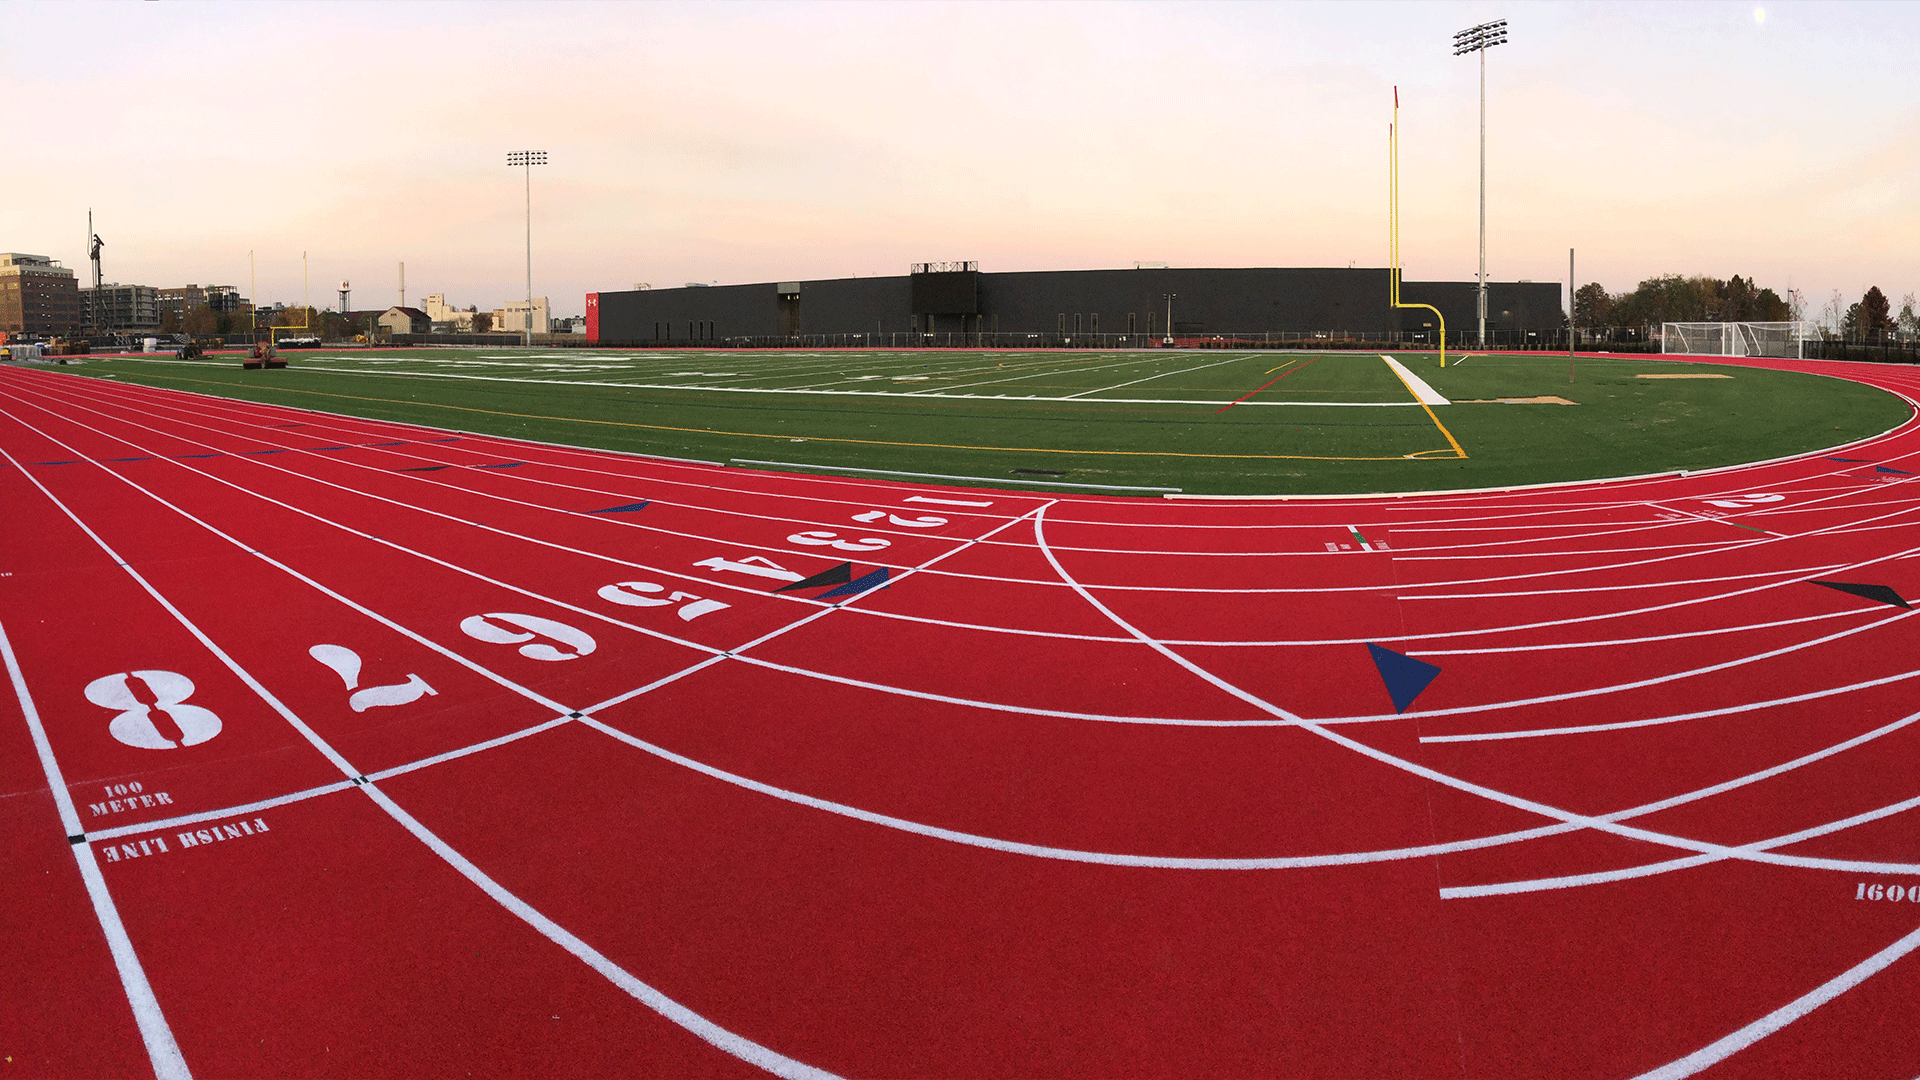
1636 373 1732 380
122 371 1442 463
1265 359 1303 375
1379 358 1467 459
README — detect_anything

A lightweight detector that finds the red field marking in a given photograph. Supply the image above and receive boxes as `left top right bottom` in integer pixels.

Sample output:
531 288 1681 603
7 359 1920 1077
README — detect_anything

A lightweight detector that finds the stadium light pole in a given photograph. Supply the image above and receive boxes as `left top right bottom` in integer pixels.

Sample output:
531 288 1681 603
507 150 548 346
1163 293 1175 347
1453 19 1506 349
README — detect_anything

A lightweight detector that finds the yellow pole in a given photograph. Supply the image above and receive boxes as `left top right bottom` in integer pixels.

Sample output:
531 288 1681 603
1389 89 1447 367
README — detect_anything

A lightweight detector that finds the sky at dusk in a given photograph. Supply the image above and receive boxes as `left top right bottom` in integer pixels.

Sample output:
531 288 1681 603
7 0 1916 320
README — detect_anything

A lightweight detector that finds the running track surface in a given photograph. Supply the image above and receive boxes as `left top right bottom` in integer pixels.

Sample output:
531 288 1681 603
5 358 1920 1080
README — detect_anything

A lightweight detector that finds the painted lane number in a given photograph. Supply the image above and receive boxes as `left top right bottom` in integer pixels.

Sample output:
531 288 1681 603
851 511 948 528
1703 493 1785 509
459 613 597 661
86 671 223 750
308 645 438 712
1857 882 1920 902
788 531 890 552
597 581 730 621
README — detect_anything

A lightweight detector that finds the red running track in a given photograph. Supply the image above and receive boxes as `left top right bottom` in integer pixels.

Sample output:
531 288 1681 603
4 359 1920 1079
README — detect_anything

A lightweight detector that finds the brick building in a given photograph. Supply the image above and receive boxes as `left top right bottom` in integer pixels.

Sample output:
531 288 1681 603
0 253 81 336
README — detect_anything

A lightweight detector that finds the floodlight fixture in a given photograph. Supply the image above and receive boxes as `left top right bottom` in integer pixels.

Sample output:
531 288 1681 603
1454 19 1507 347
508 151 549 344
1451 19 1507 56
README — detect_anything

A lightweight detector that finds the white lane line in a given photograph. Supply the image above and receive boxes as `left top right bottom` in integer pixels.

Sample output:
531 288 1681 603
0 385 1806 878
0 620 193 1080
89 779 358 843
1407 606 1875 656
1631 919 1920 1080
49 371 970 541
0 428 841 1080
1380 355 1451 405
20 392 1920 738
60 365 1920 553
1027 501 1920 874
359 784 841 1080
1448 789 1920 899
0 398 1272 730
1061 352 1255 399
1422 666 1920 743
30 368 1920 722
1395 562 1847 599
33 369 1032 527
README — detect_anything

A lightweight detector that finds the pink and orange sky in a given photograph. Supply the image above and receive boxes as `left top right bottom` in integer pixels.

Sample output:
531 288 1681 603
7 1 1915 322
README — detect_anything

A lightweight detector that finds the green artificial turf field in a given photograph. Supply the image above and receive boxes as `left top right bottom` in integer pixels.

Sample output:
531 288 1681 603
66 347 1912 496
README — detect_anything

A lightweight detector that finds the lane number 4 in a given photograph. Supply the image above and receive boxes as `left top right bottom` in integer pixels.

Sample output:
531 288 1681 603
851 511 947 528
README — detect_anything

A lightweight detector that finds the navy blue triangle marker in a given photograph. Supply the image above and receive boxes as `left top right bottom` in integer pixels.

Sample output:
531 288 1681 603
1826 456 1868 462
400 465 449 472
478 461 524 469
591 501 651 513
1809 580 1911 609
1366 643 1442 714
819 567 889 599
775 562 854 593
1874 465 1913 475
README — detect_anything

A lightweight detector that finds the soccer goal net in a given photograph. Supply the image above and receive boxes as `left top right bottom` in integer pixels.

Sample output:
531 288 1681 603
1661 322 1806 359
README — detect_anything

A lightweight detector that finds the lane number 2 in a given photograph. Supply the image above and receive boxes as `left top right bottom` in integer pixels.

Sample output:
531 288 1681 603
459 613 597 661
86 671 223 750
597 581 730 621
308 645 438 713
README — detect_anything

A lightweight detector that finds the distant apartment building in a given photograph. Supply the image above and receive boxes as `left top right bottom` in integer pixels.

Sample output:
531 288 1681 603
493 297 552 334
422 293 478 332
0 253 81 335
81 284 161 334
156 284 248 326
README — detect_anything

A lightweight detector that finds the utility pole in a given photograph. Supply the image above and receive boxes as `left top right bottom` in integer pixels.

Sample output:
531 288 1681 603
508 150 548 345
1453 19 1507 349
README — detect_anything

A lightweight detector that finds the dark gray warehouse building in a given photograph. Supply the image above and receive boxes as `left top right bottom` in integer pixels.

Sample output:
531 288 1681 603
585 265 1563 347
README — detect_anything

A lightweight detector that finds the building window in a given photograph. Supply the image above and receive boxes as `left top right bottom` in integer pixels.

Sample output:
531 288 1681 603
1058 313 1066 333
1128 312 1136 334
1074 313 1082 334
1090 313 1099 333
